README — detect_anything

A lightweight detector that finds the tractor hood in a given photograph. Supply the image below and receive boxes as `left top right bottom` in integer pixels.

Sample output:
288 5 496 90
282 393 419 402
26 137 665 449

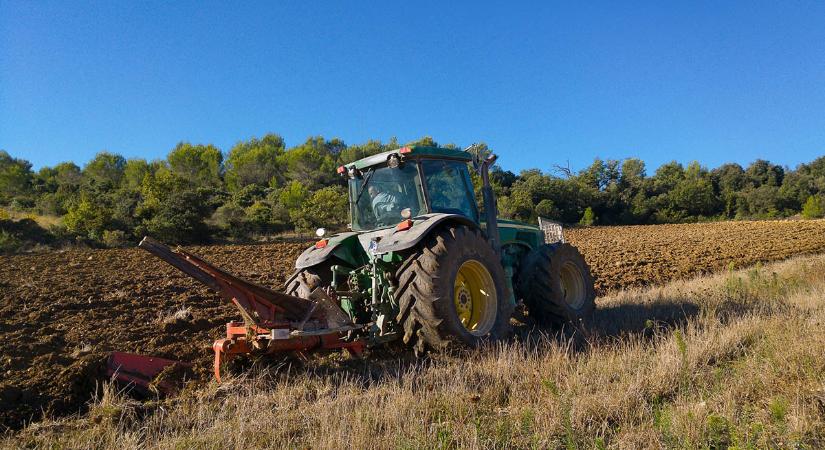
294 213 476 270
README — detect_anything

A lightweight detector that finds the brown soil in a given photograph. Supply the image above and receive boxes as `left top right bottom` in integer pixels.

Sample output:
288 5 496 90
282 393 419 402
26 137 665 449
0 242 306 431
1 219 825 431
566 219 825 294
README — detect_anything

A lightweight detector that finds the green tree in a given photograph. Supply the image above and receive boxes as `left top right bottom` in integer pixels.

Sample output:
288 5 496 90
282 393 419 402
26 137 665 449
225 134 285 190
619 158 646 188
210 203 248 238
579 206 596 226
278 180 309 213
64 196 109 240
122 159 152 192
745 159 784 187
801 195 824 219
83 152 126 190
339 140 387 164
167 142 223 188
282 137 340 189
293 186 349 231
535 199 557 219
669 162 719 218
0 150 33 204
33 162 82 215
404 136 438 148
136 169 213 243
712 163 746 218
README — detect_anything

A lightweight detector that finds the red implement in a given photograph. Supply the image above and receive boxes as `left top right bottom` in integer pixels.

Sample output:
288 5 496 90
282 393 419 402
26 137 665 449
136 237 364 382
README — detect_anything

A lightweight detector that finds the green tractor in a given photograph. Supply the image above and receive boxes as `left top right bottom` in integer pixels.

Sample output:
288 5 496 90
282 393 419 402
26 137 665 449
286 145 596 353
127 145 597 385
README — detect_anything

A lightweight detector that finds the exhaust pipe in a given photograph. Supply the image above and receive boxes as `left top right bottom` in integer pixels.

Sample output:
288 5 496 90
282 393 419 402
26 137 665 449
480 154 500 255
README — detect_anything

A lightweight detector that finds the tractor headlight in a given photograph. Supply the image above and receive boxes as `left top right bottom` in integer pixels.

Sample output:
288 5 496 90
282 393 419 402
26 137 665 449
316 228 326 238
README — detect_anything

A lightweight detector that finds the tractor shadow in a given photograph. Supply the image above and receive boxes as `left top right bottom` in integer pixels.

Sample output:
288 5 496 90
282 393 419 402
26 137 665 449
591 296 701 337
508 294 704 353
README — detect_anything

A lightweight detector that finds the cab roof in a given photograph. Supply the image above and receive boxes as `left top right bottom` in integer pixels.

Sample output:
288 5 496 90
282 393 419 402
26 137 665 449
345 146 473 171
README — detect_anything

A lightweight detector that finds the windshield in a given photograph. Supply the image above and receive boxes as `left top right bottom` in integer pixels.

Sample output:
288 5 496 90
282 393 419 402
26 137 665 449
349 163 426 230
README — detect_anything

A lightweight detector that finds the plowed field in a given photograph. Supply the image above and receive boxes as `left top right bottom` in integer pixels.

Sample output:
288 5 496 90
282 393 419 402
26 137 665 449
565 219 825 294
1 219 825 431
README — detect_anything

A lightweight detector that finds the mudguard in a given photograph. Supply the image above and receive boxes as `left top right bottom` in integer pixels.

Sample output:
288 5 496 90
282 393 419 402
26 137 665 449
366 213 477 254
294 231 360 270
294 214 478 270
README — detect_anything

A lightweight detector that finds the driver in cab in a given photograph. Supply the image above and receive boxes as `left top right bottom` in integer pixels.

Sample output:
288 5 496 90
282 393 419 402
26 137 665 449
368 184 400 223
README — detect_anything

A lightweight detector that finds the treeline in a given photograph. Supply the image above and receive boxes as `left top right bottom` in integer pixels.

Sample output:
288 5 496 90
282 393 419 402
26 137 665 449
0 134 824 251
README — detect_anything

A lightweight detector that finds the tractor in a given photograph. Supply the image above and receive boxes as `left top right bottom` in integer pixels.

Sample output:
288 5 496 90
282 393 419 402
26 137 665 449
112 145 595 388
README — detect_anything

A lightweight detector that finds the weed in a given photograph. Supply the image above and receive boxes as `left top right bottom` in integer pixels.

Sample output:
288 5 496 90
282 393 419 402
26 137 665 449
705 413 732 449
768 397 788 424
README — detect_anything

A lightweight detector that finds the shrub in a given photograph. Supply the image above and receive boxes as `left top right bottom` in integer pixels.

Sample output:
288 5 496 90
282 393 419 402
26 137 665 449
210 203 249 238
293 186 348 231
579 207 596 226
64 197 108 240
535 199 557 220
801 195 824 219
245 201 276 233
136 190 212 244
101 229 129 248
0 229 22 253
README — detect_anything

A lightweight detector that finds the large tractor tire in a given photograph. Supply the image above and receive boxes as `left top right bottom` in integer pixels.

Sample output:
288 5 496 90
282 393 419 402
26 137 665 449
516 243 595 328
284 264 331 298
394 225 513 354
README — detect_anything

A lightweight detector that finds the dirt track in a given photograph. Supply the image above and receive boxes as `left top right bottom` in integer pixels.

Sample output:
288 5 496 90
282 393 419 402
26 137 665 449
2 219 825 430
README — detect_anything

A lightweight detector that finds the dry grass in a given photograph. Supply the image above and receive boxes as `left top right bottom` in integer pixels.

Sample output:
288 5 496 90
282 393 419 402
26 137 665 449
4 255 825 449
0 209 62 228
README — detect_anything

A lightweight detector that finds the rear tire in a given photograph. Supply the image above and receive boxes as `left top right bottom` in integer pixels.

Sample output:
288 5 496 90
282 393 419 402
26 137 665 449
394 225 512 354
516 243 595 327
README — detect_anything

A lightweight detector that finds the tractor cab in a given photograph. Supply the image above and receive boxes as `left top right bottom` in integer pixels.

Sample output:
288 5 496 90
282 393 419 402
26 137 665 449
343 146 480 231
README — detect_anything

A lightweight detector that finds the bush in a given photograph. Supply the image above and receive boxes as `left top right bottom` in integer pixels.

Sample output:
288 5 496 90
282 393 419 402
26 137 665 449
64 197 108 240
245 201 276 233
579 207 596 226
801 195 824 219
292 186 348 231
210 203 249 238
0 229 22 253
101 229 129 247
535 199 557 220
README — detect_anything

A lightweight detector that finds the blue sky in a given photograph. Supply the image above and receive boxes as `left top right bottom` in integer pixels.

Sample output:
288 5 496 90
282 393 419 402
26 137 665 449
1 1 824 174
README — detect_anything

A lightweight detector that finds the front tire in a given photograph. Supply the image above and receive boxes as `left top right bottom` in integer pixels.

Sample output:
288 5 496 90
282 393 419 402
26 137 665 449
394 225 512 354
284 264 331 298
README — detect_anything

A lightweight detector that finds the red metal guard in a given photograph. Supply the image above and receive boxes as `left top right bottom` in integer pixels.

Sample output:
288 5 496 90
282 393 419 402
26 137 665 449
106 352 192 396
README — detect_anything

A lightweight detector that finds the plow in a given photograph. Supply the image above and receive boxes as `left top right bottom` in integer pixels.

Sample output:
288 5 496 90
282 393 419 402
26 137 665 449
107 145 597 393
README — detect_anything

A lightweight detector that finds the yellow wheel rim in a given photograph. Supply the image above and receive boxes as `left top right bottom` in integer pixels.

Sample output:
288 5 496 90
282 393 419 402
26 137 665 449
453 260 497 336
560 261 586 310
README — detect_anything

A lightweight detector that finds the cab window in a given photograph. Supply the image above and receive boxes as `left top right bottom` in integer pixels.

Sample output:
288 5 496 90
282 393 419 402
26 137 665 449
421 160 478 221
